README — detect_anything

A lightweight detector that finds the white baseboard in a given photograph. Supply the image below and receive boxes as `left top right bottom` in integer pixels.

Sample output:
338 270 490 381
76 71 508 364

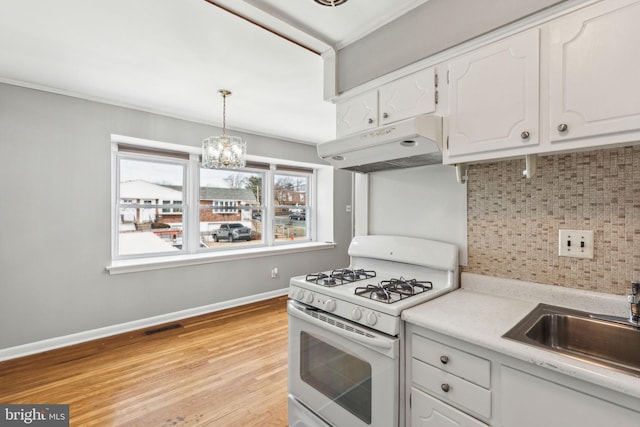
0 288 289 362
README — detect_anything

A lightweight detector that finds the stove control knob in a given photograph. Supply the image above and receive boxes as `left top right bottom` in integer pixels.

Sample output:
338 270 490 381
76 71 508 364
296 289 305 300
305 292 315 304
352 308 362 320
325 299 337 312
366 312 377 326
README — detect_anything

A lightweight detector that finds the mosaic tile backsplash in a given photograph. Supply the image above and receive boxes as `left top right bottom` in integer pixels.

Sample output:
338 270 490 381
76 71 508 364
464 145 640 295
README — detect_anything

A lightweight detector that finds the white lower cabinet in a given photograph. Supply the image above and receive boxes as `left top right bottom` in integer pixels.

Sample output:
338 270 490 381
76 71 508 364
408 330 491 426
501 366 639 427
406 324 640 427
411 387 487 427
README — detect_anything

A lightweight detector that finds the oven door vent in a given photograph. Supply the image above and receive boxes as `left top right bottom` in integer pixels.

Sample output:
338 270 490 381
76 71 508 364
295 303 376 339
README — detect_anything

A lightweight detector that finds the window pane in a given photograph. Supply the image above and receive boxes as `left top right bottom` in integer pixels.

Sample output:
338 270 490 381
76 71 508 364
118 158 185 256
200 168 264 248
274 174 309 242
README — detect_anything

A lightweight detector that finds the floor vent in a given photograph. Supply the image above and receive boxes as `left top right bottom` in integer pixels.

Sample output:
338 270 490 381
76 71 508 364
144 323 182 335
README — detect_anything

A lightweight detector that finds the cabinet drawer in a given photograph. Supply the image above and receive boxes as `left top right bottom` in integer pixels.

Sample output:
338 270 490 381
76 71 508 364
411 386 488 427
413 358 492 419
412 334 490 388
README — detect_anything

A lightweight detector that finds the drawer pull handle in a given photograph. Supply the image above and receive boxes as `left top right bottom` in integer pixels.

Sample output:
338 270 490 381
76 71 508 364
521 131 530 139
557 123 568 132
440 355 449 364
441 383 450 392
368 118 374 124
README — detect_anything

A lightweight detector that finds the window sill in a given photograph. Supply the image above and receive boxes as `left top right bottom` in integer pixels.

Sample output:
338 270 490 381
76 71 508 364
106 241 337 275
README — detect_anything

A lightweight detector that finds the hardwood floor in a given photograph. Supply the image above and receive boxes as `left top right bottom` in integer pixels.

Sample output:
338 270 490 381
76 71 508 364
0 296 289 426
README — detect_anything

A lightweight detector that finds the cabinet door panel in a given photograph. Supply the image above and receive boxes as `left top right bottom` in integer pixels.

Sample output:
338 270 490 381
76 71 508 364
380 67 436 125
411 387 487 427
501 366 639 427
336 91 377 137
549 0 640 143
447 29 539 159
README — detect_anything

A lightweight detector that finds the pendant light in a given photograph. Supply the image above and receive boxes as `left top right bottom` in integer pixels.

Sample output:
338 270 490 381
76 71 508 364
202 89 246 169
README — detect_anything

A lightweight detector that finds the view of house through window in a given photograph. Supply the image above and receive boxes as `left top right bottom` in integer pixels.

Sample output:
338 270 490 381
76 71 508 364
274 173 309 241
200 168 264 247
117 157 186 256
114 143 314 259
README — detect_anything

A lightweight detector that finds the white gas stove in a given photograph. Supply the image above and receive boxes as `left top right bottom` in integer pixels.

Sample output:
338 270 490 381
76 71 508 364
288 235 459 336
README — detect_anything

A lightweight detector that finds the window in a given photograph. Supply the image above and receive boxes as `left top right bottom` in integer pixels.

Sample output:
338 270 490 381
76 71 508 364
274 172 310 241
200 167 265 247
111 137 323 264
115 156 186 257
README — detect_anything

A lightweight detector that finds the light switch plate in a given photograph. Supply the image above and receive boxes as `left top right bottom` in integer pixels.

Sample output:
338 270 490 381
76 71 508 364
558 229 594 259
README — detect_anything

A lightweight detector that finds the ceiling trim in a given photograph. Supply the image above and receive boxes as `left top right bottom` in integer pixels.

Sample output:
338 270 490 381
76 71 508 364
203 0 322 55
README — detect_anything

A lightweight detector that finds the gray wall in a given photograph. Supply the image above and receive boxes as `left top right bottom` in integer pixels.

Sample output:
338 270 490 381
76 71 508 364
0 83 352 350
337 0 566 92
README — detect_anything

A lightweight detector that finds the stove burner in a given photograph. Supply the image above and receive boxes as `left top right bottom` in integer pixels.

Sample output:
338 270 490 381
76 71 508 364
355 277 433 303
371 285 391 301
305 269 376 287
381 277 433 295
331 268 376 282
305 273 337 287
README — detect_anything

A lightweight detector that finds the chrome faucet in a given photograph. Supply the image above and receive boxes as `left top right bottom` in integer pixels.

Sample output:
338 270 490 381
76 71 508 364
628 281 640 326
589 281 640 328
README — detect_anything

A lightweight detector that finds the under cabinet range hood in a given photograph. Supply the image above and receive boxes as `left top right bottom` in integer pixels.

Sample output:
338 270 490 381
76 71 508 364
317 115 443 173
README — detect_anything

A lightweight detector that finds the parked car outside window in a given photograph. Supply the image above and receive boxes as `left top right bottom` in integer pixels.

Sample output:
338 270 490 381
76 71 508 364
212 223 252 242
289 210 306 221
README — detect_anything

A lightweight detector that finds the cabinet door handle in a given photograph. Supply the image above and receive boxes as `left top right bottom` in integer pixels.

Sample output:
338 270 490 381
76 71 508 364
440 355 449 364
368 118 374 124
521 131 530 139
383 112 389 119
441 383 450 392
557 123 568 132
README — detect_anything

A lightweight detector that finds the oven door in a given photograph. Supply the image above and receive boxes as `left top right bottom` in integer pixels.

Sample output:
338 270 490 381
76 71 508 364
288 300 399 427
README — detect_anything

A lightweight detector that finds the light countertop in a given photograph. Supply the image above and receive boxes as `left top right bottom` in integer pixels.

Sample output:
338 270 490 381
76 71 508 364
401 273 640 399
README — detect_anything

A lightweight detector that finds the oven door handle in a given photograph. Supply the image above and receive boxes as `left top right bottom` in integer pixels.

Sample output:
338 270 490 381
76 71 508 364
288 301 394 350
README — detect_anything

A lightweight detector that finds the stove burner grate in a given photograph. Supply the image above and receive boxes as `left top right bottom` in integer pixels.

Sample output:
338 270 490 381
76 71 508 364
305 268 376 287
305 272 338 287
380 278 433 295
330 268 376 282
355 277 433 303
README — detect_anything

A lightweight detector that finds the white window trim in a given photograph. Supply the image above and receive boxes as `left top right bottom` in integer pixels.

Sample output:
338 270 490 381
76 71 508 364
108 134 335 274
106 241 337 275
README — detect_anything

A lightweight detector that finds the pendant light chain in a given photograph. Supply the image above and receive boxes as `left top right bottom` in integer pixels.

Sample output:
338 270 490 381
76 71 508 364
221 90 228 137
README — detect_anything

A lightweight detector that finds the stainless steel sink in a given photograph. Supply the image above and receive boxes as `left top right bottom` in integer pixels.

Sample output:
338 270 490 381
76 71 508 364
503 303 640 377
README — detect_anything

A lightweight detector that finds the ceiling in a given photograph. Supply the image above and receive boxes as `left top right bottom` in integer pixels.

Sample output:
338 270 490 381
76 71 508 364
0 0 428 144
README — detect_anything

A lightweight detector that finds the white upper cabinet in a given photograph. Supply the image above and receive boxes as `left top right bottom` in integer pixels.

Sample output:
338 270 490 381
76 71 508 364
336 67 437 137
379 67 437 125
336 90 378 136
548 0 640 147
445 29 540 163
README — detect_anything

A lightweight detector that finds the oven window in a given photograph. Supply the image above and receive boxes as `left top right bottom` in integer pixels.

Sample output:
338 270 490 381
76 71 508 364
300 332 372 424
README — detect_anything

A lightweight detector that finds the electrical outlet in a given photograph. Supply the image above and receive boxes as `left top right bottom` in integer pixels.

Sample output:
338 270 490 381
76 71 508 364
558 229 594 259
271 267 279 278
